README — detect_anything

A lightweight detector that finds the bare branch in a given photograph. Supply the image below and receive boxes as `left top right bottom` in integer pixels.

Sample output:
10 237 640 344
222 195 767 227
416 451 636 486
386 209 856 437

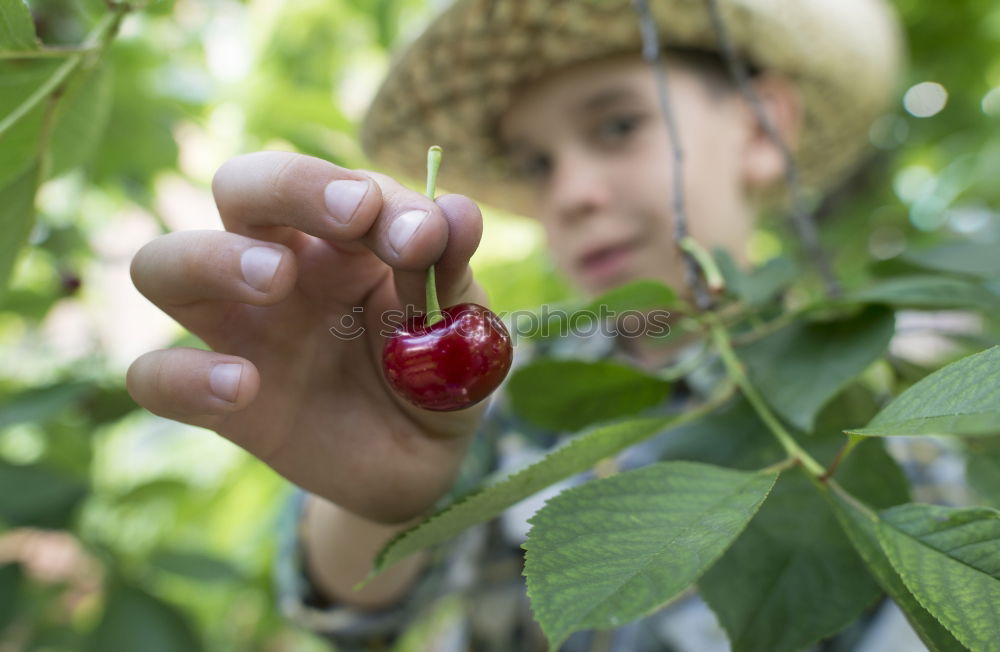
631 0 713 310
703 0 841 297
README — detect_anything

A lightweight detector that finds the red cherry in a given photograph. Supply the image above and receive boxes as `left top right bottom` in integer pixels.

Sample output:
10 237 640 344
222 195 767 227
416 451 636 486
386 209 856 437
383 303 513 411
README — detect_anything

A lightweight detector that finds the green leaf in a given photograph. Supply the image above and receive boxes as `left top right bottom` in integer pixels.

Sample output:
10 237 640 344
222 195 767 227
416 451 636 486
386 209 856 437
86 581 205 652
680 389 910 651
656 396 783 470
583 278 679 313
737 305 895 432
716 251 798 308
0 563 22 633
48 63 113 178
878 504 1000 651
523 462 777 649
91 40 181 193
371 416 678 577
0 381 91 429
0 460 87 528
0 163 37 299
0 60 112 193
148 550 244 583
848 276 1000 313
83 385 139 424
0 0 39 51
966 441 1000 507
507 360 671 431
902 241 1000 280
0 59 59 187
827 488 967 651
519 279 678 338
699 468 882 652
849 346 1000 437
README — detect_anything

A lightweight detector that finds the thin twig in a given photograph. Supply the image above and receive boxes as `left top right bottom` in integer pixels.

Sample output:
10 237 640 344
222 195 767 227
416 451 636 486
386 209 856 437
703 0 840 297
818 435 863 482
631 0 712 311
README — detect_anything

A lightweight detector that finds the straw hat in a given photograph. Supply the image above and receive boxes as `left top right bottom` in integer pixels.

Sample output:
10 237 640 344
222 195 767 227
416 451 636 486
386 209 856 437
361 0 904 215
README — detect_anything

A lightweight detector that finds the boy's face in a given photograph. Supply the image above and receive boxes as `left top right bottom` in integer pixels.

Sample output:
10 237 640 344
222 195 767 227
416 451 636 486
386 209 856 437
499 54 763 298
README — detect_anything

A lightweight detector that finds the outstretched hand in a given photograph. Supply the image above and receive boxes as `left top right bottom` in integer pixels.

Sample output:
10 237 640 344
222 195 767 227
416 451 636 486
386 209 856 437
126 151 489 523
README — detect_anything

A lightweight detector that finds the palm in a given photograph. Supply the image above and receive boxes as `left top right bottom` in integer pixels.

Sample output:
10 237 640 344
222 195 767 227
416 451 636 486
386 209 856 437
193 232 486 522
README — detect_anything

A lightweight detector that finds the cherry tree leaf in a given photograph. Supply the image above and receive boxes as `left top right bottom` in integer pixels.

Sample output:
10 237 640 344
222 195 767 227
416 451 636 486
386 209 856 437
848 346 1000 437
848 276 1000 313
827 488 967 651
901 241 1000 280
737 305 895 432
0 0 40 51
86 581 205 652
699 466 884 652
0 60 58 188
517 279 678 338
369 416 680 578
0 164 37 299
878 503 1000 651
0 459 87 528
523 462 777 649
507 359 672 431
966 441 1000 507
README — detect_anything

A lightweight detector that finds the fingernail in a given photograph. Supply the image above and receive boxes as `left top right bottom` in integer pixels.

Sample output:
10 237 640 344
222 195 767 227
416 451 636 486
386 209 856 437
241 246 283 292
209 363 242 402
324 179 370 224
389 210 429 254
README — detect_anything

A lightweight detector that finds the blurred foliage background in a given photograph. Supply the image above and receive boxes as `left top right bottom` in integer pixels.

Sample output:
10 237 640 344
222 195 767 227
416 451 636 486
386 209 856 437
0 0 998 649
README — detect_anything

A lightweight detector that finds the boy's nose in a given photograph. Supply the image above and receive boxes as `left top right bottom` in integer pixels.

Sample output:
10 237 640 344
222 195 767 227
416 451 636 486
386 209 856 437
543 151 613 225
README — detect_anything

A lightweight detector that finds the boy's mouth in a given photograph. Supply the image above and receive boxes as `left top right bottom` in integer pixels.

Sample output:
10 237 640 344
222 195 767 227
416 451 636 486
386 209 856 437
576 239 640 281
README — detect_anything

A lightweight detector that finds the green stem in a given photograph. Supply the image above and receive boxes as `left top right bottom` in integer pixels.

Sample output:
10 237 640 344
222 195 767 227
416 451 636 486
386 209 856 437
819 434 864 481
759 456 801 475
706 312 826 477
827 477 877 519
679 236 725 293
424 146 443 325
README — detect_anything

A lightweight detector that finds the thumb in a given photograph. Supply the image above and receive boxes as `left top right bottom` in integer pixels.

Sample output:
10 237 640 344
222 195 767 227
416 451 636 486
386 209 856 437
126 348 260 430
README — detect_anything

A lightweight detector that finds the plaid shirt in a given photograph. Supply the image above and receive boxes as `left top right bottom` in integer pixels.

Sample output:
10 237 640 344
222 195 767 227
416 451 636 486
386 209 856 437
274 327 967 652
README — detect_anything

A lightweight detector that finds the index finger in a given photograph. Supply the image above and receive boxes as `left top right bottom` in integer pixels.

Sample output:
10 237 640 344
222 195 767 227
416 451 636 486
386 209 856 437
211 151 385 244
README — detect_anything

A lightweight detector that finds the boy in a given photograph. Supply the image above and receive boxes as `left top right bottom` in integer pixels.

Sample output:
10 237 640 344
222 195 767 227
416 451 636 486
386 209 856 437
126 0 910 648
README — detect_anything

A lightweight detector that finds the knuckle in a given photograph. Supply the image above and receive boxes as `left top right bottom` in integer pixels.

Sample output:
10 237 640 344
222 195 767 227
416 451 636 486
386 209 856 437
267 153 301 206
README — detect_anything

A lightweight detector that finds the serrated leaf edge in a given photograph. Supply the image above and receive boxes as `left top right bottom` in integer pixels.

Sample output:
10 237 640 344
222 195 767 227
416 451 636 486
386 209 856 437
847 410 1000 437
362 416 677 586
523 463 779 649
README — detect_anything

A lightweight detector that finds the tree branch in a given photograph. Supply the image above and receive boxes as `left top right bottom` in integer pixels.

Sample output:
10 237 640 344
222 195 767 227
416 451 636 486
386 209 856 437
631 0 712 310
703 0 841 297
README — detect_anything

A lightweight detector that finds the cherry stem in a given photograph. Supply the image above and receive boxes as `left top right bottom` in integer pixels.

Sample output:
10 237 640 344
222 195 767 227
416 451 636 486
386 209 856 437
424 146 443 326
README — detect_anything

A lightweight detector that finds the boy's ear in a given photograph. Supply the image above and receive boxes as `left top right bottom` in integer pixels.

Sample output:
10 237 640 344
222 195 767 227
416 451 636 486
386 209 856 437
740 74 802 192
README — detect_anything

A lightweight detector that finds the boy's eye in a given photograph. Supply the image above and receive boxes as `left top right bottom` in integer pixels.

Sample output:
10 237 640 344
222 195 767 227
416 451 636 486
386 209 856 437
509 153 552 182
594 114 643 145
